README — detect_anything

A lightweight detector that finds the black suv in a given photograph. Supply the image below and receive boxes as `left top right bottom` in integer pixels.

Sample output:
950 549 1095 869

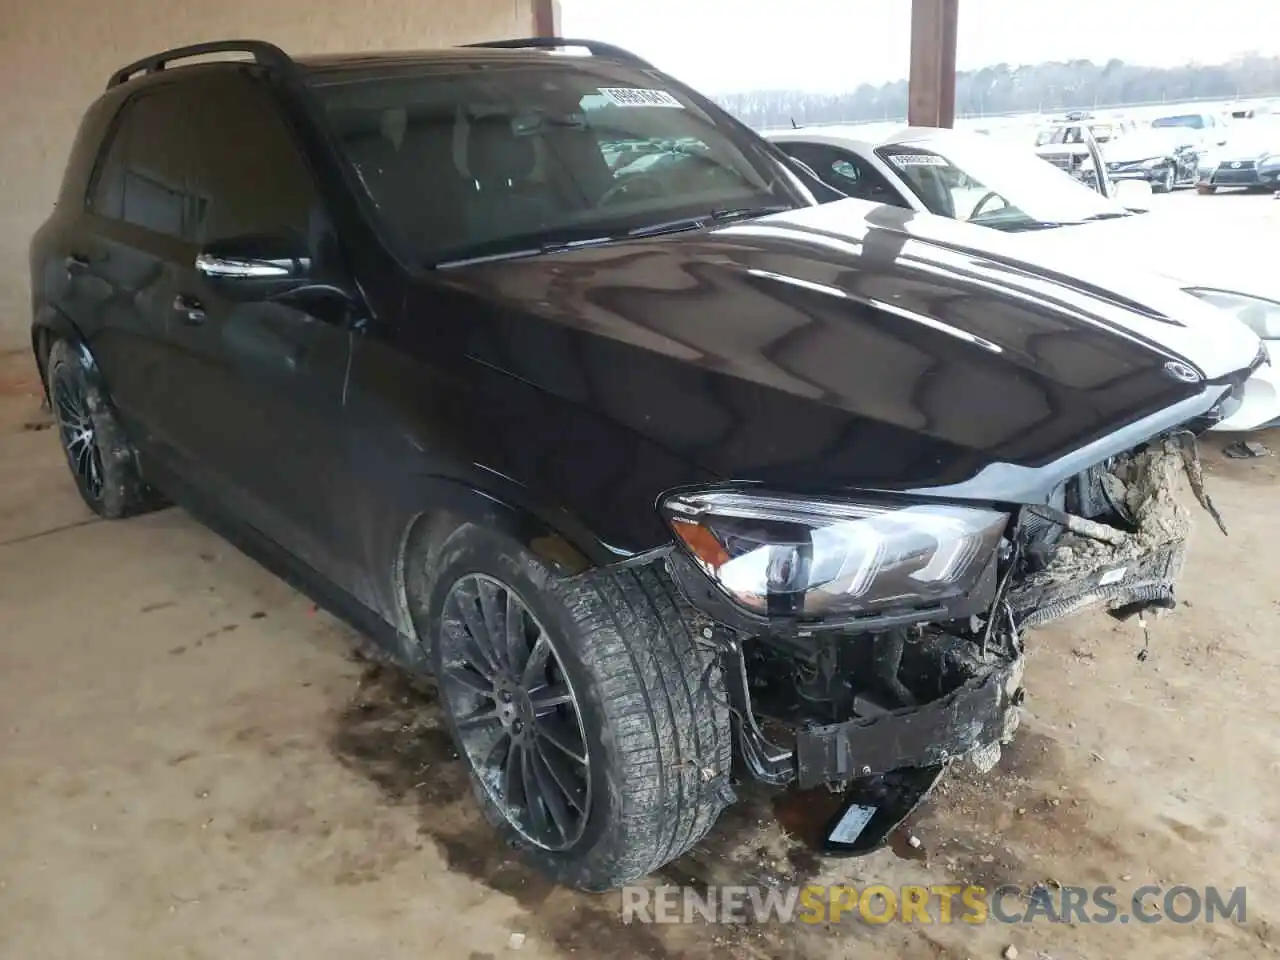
30 38 1262 891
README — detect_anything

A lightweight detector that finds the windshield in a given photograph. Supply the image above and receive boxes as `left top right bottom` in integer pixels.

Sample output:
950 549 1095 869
1153 114 1206 130
306 59 810 264
875 134 1129 231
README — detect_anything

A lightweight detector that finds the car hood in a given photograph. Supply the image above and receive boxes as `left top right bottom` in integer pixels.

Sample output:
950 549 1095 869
1015 210 1280 309
443 199 1258 502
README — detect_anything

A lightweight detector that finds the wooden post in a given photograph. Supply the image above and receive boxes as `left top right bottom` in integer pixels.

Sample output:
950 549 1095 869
532 0 560 36
908 0 959 128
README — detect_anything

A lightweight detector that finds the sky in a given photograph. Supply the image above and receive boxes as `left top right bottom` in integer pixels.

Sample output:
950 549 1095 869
560 0 1280 93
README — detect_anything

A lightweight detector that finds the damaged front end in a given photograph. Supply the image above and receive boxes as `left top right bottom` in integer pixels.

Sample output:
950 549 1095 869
1008 432 1222 629
664 431 1222 855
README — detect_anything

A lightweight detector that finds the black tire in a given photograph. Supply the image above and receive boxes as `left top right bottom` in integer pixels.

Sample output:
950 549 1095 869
1197 183 1217 195
1154 165 1175 193
425 523 734 891
45 339 163 519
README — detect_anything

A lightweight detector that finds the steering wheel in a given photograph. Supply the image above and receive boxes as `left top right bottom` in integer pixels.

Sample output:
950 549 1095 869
969 190 1010 220
598 171 667 207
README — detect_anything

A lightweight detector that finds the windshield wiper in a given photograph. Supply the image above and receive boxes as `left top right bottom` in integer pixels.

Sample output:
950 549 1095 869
709 205 792 223
626 205 791 240
626 218 708 239
436 206 796 267
435 235 619 268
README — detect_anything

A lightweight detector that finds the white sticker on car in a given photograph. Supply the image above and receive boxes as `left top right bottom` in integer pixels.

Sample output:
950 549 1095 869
887 153 948 167
1099 566 1128 586
598 87 684 108
827 803 877 845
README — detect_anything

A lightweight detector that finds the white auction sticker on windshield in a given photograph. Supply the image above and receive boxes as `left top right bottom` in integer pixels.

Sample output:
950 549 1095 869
598 87 684 108
887 153 948 167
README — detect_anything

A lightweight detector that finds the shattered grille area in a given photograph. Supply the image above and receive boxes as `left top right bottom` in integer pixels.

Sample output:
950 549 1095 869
1008 436 1212 628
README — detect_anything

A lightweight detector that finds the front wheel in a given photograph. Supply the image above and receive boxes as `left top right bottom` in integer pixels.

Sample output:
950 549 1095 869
1197 183 1217 195
1154 166 1175 193
426 524 734 890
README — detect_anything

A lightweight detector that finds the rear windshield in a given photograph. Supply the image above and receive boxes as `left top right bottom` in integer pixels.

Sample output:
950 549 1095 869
306 59 810 265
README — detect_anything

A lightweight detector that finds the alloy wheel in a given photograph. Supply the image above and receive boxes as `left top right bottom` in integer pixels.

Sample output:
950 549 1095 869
53 374 105 501
437 573 592 851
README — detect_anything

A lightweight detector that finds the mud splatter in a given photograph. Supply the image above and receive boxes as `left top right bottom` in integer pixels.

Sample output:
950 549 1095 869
328 662 794 959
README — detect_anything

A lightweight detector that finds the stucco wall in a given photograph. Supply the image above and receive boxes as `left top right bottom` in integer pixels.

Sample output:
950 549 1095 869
0 0 536 347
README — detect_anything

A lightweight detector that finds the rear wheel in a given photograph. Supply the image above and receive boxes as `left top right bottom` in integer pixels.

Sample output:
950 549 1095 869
46 340 163 519
425 524 733 890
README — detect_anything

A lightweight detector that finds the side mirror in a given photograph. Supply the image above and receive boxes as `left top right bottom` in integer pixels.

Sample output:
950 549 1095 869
1112 179 1154 211
195 232 312 301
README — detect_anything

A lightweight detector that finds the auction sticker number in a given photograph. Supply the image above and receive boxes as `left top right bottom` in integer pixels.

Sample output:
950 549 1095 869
598 87 685 108
887 153 949 167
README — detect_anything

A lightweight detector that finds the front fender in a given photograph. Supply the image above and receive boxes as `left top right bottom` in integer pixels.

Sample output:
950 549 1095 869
349 473 606 666
30 305 98 401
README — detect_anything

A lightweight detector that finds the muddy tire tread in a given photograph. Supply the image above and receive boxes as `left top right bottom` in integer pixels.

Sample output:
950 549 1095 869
548 561 733 887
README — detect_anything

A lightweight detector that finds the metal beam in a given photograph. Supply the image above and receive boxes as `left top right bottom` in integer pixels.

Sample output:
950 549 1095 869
908 0 959 128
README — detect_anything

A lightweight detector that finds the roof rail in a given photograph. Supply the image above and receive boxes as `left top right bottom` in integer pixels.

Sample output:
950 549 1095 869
460 37 652 67
107 39 294 90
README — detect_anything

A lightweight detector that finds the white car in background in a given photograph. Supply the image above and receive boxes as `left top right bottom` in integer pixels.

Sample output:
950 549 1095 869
768 125 1280 431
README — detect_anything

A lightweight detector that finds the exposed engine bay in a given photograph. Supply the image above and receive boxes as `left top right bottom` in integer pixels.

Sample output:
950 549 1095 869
683 431 1223 854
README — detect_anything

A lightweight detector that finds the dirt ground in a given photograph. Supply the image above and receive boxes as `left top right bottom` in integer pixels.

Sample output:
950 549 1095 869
1 330 1278 960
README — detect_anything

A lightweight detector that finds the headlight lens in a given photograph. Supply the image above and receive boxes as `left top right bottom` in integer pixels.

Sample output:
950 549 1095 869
1261 154 1280 169
1141 157 1162 169
662 491 1008 618
1185 288 1280 339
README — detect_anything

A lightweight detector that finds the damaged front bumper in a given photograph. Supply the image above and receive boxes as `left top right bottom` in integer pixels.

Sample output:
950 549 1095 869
667 430 1222 854
794 656 1024 789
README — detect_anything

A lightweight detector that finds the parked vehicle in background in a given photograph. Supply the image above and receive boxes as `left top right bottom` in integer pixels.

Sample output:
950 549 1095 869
1197 121 1280 193
1081 128 1200 193
768 124 1280 431
1033 114 1137 179
1152 110 1232 154
1228 101 1272 121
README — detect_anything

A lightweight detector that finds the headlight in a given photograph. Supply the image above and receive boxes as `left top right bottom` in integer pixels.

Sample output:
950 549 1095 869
662 491 1008 618
1185 288 1280 339
1141 157 1163 169
1261 154 1280 169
